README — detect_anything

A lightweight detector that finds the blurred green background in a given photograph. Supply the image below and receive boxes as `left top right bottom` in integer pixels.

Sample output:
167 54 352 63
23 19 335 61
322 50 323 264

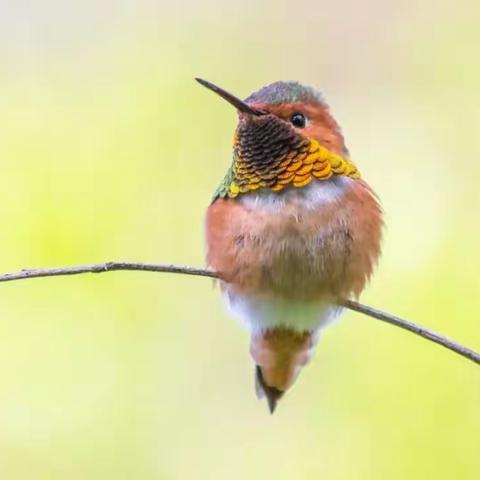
1 1 479 478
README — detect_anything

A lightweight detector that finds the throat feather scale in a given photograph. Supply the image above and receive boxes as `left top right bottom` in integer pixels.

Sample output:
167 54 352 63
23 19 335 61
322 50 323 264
214 114 359 200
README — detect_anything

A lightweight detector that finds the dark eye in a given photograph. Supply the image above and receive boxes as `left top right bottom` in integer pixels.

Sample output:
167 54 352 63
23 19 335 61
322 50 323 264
290 113 306 128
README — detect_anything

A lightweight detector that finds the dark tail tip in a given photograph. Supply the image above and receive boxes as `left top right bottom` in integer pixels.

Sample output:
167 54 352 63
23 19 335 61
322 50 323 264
255 365 284 414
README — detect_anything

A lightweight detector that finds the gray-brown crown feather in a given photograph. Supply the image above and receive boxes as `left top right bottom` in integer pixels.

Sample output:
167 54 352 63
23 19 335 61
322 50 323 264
245 81 325 106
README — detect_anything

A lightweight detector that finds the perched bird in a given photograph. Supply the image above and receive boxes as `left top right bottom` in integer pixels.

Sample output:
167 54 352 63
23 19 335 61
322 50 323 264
198 78 382 413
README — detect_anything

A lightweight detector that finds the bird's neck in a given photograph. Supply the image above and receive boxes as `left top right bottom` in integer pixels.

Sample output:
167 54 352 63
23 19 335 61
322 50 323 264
213 138 360 201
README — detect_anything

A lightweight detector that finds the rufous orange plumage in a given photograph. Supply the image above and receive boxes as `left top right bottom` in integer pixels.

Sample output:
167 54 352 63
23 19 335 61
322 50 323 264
197 78 382 413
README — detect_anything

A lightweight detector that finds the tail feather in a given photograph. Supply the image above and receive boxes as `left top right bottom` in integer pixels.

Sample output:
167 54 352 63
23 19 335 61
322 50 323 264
255 365 284 414
254 365 265 400
251 328 319 413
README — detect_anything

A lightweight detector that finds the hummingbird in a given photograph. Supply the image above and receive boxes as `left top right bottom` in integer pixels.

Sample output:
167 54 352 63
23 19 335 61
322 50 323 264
197 78 382 413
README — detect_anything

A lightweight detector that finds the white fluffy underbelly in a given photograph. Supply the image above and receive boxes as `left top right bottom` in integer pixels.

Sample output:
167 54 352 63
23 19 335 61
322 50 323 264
225 291 344 334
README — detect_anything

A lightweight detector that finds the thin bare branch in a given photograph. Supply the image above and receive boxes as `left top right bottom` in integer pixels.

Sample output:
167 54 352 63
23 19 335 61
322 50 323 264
0 261 478 365
0 262 218 283
341 299 480 365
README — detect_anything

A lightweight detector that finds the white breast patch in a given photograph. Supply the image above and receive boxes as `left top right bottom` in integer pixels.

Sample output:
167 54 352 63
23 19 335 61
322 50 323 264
239 176 354 212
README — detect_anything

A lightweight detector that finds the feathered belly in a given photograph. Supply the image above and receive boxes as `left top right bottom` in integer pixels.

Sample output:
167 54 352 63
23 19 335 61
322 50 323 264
206 177 382 332
206 178 382 399
225 292 343 334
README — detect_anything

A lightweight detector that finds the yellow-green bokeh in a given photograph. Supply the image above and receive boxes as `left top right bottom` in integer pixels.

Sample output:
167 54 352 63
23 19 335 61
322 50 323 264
0 1 479 478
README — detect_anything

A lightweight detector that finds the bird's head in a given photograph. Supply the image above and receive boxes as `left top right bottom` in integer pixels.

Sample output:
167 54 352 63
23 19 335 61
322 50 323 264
196 78 360 198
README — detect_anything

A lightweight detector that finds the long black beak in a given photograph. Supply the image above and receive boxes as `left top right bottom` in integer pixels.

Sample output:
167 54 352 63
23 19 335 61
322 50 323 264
195 78 265 116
